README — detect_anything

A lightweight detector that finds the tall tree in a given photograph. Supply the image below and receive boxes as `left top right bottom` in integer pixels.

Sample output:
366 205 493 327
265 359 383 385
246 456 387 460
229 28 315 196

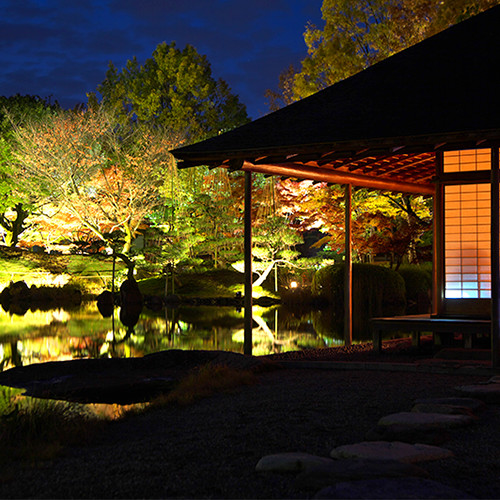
0 94 59 246
10 107 179 254
289 0 499 100
97 41 249 141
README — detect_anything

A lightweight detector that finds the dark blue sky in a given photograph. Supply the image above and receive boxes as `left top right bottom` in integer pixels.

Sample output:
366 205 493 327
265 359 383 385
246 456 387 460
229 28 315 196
1 0 323 119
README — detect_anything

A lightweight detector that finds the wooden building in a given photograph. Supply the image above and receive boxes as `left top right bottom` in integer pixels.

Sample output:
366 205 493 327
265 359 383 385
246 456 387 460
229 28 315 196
172 6 500 365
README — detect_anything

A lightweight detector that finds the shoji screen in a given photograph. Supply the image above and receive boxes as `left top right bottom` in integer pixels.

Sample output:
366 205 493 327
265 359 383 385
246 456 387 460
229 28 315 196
444 183 491 299
442 149 491 306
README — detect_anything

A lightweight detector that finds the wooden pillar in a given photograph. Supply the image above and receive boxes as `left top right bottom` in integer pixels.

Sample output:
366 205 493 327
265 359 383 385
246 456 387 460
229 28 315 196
244 171 253 355
433 152 444 316
344 184 352 345
491 147 500 368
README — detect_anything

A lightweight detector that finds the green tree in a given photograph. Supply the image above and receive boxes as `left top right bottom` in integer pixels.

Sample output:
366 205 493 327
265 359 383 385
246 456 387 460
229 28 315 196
290 0 499 100
0 95 59 246
97 41 249 141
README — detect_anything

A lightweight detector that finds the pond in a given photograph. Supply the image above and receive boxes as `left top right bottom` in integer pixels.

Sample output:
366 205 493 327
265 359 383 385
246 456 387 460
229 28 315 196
0 300 375 371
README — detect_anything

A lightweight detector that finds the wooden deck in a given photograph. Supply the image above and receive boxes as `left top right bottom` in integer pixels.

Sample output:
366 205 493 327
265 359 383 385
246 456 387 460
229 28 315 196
371 314 491 353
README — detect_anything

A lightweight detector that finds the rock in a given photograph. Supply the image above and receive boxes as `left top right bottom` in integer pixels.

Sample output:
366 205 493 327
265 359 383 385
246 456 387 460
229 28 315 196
8 280 31 300
97 290 114 317
294 458 428 491
365 425 449 445
366 412 474 444
378 412 474 429
120 278 143 328
255 452 335 473
455 383 500 403
314 477 476 499
411 403 476 417
488 375 500 384
330 441 453 463
413 397 486 412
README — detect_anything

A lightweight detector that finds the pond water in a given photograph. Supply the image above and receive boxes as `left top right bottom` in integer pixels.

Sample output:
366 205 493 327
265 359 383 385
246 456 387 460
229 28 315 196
0 300 373 371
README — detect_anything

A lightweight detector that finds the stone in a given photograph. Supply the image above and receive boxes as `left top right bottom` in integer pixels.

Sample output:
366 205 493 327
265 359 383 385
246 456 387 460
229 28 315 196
411 403 476 417
314 477 476 499
455 383 500 403
293 458 428 491
489 375 500 383
413 397 486 412
255 452 334 473
330 441 453 463
366 411 474 444
365 425 449 445
377 412 474 429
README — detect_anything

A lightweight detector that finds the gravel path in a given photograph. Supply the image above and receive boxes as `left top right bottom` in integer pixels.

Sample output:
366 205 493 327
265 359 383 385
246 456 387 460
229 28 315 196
0 366 498 499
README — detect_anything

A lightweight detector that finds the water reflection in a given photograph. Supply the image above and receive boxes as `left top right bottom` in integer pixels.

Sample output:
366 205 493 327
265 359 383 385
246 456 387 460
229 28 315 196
0 302 348 371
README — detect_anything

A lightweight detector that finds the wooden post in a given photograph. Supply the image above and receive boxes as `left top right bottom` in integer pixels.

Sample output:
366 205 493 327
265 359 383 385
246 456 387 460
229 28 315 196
244 171 253 355
344 184 352 345
433 152 444 316
491 147 500 368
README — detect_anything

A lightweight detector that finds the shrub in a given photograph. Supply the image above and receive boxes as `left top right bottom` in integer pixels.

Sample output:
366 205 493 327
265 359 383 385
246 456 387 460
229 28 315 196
311 263 406 339
397 264 432 314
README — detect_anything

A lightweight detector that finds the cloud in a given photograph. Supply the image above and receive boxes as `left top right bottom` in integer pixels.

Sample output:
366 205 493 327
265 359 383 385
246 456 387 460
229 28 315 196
0 0 323 117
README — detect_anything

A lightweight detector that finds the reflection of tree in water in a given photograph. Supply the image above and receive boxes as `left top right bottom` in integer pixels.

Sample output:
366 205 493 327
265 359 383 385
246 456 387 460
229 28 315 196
165 307 181 343
70 336 106 359
0 342 22 370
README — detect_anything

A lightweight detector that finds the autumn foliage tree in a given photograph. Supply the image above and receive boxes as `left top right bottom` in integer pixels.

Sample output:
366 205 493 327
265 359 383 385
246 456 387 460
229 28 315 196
276 180 431 267
11 107 180 254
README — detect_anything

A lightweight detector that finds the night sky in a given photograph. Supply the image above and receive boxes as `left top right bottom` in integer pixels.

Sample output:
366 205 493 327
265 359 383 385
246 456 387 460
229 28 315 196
1 0 323 119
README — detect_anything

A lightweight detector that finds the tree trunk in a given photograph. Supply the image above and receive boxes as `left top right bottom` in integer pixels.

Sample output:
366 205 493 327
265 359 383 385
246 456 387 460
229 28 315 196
121 223 133 254
0 203 29 247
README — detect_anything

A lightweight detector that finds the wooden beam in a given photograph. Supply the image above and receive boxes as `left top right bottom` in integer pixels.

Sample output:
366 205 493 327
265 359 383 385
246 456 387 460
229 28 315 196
242 161 435 195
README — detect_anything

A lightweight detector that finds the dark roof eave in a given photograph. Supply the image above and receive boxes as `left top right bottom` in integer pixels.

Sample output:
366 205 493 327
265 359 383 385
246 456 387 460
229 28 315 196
172 128 500 168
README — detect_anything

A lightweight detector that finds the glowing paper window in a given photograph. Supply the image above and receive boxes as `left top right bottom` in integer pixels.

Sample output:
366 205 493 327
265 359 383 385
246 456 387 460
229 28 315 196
444 183 491 299
443 149 491 173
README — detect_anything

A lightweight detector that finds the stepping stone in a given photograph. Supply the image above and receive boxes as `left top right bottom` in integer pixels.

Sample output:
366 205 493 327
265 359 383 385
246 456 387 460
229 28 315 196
330 441 453 463
411 403 476 417
455 383 500 403
413 397 486 413
255 452 334 473
294 458 428 491
378 412 474 429
366 412 474 444
314 477 476 499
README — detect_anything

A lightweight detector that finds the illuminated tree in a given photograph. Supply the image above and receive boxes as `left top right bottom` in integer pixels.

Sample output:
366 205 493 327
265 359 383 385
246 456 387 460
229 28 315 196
0 94 59 246
97 41 249 141
278 0 499 101
276 180 431 267
11 107 180 253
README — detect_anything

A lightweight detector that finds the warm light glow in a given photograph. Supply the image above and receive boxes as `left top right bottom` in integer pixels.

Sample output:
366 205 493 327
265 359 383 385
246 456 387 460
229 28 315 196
443 148 491 173
443 149 492 299
290 281 299 288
